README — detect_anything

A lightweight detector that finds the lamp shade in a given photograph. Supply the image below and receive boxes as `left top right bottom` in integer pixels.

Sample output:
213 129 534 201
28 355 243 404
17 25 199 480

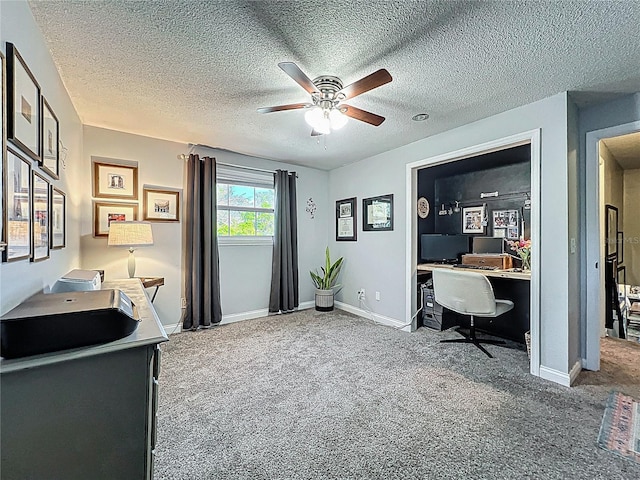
108 221 154 247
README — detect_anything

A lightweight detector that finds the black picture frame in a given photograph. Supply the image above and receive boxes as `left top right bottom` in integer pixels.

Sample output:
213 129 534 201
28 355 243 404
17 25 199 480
362 194 394 231
617 265 626 288
1 50 6 254
51 186 66 249
605 204 618 259
336 197 357 241
617 231 623 265
41 97 59 179
6 43 41 163
3 146 32 262
31 170 50 262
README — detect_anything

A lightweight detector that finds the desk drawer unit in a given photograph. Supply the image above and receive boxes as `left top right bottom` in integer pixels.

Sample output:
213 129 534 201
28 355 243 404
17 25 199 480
462 254 513 269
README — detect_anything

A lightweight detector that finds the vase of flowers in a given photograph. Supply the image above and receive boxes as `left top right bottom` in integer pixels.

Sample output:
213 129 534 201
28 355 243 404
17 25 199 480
507 237 531 270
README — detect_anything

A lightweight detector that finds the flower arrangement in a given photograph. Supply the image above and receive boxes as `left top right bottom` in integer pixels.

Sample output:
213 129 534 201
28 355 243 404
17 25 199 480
507 237 531 270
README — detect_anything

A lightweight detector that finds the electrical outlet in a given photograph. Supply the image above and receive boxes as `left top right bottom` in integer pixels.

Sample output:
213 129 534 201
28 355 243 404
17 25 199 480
357 289 365 301
375 291 380 301
181 297 187 309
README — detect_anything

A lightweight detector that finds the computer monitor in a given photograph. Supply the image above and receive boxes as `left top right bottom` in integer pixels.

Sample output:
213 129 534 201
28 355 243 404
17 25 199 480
420 234 469 263
472 236 505 254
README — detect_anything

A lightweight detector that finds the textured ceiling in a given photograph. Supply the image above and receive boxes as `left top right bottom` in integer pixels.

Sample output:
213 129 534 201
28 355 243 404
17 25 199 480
28 0 640 170
602 131 640 170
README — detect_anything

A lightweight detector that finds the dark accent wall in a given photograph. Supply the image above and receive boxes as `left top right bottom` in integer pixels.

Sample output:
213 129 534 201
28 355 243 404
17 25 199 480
417 145 531 250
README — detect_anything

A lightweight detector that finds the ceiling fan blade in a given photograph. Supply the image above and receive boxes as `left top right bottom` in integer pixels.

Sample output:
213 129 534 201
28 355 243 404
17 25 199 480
257 103 313 114
341 104 385 126
310 129 323 136
338 69 392 100
278 62 318 94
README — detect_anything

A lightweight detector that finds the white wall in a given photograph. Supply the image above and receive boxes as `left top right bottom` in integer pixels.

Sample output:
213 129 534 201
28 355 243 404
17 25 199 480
81 126 187 326
578 93 640 358
329 92 575 375
1 0 83 315
193 147 330 317
79 132 330 327
567 96 580 366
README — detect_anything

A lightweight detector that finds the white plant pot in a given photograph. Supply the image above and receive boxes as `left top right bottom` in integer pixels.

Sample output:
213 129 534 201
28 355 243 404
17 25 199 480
315 288 334 312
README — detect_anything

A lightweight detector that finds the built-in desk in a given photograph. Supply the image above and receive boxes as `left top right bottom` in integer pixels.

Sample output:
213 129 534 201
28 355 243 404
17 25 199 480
0 279 168 480
417 263 531 342
417 263 531 280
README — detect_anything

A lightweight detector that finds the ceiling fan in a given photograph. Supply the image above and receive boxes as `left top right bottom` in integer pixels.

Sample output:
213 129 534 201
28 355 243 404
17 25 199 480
257 62 392 136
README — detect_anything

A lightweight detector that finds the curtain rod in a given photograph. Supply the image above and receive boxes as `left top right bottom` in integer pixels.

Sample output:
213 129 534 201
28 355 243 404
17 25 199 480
177 154 297 177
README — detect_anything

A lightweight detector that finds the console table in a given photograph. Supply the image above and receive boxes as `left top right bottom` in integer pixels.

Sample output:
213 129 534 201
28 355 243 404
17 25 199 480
138 276 165 302
0 279 168 480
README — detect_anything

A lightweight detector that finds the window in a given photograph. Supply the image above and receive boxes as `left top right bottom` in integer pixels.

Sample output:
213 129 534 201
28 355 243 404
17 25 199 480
216 165 274 244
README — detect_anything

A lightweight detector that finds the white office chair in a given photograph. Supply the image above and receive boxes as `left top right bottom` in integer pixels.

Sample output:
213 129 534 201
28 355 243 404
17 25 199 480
432 268 514 358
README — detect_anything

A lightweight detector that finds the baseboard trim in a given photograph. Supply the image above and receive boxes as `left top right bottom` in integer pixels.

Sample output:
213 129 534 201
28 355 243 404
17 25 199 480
164 301 316 334
569 360 582 385
539 360 582 387
334 301 409 330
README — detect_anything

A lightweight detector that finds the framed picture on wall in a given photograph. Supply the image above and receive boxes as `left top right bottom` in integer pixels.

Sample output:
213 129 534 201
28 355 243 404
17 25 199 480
3 147 32 262
41 97 59 179
336 197 357 241
617 265 626 287
6 43 41 162
51 187 66 249
143 186 180 222
362 194 393 231
617 231 623 265
462 206 484 234
93 158 139 200
32 171 50 262
93 201 139 237
492 209 519 238
605 204 618 259
1 50 6 253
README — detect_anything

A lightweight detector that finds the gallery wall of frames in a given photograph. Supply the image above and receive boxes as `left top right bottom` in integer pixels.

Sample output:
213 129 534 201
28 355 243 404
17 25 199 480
1 42 181 263
2 42 66 263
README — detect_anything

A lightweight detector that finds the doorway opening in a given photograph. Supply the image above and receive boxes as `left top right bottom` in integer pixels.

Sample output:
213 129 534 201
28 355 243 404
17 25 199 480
585 122 640 371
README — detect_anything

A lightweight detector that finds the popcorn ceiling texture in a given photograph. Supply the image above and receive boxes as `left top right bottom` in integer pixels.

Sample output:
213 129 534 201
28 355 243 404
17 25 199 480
28 0 640 170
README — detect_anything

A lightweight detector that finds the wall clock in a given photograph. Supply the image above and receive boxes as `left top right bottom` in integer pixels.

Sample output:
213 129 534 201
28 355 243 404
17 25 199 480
417 197 429 218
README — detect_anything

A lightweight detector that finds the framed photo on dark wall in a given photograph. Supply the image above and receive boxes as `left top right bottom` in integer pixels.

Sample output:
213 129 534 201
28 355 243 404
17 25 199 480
462 206 484 234
362 194 393 231
605 204 618 259
336 197 357 241
6 43 41 163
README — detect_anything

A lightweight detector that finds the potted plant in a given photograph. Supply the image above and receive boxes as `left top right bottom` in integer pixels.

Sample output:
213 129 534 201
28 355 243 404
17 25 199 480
310 247 344 311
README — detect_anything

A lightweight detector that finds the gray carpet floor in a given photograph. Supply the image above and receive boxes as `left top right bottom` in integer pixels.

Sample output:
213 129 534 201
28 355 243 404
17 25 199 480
154 309 640 479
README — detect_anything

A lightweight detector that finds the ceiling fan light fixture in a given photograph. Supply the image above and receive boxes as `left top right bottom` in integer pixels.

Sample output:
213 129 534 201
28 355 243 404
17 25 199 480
305 107 331 134
329 108 348 130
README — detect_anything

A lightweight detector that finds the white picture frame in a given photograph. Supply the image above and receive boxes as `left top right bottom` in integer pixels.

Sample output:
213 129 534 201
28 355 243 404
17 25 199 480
462 206 484 234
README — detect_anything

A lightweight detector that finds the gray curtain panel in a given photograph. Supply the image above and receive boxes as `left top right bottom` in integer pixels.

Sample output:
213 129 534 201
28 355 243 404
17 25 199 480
183 154 223 329
269 170 299 313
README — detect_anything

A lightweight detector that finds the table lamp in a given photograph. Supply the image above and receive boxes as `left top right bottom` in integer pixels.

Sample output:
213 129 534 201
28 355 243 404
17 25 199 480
107 221 154 278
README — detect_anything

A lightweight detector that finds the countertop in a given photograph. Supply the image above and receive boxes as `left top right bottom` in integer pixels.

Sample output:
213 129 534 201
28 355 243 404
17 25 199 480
0 279 168 374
